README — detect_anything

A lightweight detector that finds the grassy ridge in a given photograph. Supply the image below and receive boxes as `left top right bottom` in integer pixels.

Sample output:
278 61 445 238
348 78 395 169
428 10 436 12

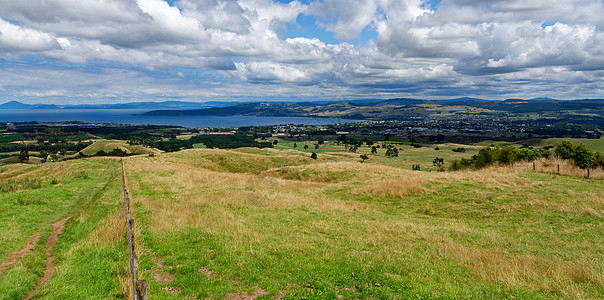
125 149 604 299
79 140 160 156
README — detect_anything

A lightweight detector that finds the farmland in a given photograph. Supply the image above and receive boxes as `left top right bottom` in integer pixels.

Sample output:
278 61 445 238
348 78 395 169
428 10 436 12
0 126 603 299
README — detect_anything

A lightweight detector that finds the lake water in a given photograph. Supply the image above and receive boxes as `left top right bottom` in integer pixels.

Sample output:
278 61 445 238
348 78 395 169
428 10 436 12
0 109 360 128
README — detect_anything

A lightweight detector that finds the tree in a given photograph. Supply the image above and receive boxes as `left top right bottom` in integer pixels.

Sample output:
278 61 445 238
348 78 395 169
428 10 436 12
348 145 358 153
385 145 398 157
315 144 319 149
371 146 377 154
474 147 496 168
293 142 297 149
18 150 29 162
573 144 596 169
433 157 445 171
554 140 575 159
40 150 49 163
304 145 309 150
310 152 317 160
360 154 368 162
273 140 278 145
497 146 516 165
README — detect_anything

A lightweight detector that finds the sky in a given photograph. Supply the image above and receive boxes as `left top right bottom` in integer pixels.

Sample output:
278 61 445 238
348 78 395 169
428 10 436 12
0 0 603 104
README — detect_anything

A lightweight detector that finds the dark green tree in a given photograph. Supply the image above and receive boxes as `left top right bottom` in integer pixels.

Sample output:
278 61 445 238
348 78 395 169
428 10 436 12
554 140 576 159
360 154 368 162
310 152 317 160
497 146 516 165
573 144 596 169
385 145 398 157
18 150 29 162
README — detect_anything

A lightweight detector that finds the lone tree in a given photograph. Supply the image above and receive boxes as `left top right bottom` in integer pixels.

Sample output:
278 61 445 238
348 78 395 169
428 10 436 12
304 144 309 150
371 146 377 154
19 149 29 162
385 145 398 157
293 142 297 149
273 140 278 145
310 152 317 160
360 154 369 162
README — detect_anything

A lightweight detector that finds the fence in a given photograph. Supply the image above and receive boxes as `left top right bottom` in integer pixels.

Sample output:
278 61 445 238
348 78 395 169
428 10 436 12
121 159 147 300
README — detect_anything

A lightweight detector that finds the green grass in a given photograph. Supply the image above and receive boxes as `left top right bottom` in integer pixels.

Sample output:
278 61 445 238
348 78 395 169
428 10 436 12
0 158 128 299
79 139 160 156
125 149 604 299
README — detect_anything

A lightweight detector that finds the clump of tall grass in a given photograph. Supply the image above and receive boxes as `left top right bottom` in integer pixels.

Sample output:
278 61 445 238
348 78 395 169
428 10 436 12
0 179 41 192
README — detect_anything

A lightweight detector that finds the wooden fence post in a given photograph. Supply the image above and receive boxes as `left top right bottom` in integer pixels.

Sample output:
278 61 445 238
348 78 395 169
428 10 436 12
122 159 147 300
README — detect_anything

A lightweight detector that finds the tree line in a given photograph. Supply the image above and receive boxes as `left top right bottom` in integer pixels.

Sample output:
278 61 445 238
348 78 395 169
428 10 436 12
449 141 601 171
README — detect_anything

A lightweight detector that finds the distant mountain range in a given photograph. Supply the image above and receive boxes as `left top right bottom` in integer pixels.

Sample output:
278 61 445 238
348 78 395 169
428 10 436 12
3 98 604 123
139 98 604 120
0 100 236 110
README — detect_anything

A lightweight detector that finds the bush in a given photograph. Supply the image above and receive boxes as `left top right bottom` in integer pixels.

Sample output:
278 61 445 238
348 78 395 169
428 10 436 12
593 155 604 169
574 144 596 169
554 140 575 159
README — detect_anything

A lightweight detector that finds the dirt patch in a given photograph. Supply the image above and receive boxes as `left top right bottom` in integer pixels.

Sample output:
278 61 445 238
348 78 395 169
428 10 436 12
273 290 286 299
153 272 176 284
199 267 214 278
22 217 70 300
226 289 267 300
0 233 40 276
150 256 176 284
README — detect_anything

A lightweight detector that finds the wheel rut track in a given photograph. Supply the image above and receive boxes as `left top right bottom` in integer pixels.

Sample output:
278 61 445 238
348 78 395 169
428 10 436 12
21 217 70 300
0 234 40 276
21 163 119 299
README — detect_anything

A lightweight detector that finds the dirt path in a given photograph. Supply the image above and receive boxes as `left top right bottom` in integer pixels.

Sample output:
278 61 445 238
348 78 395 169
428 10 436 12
22 217 71 300
0 234 40 276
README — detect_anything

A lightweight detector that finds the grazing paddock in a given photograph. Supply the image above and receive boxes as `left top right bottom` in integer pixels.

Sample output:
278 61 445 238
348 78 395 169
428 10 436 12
124 149 604 299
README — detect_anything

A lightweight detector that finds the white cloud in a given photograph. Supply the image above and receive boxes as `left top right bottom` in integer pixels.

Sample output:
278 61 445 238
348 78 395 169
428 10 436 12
0 0 603 102
0 18 60 52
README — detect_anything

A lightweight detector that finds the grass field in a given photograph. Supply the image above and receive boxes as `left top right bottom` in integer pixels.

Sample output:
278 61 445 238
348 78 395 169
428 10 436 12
79 140 160 156
123 148 604 299
0 158 128 299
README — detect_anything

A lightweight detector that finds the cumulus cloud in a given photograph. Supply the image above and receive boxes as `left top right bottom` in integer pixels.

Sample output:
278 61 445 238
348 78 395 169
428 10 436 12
0 0 603 102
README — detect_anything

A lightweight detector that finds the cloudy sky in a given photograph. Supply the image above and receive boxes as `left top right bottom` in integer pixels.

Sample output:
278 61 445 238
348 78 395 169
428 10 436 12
0 0 603 104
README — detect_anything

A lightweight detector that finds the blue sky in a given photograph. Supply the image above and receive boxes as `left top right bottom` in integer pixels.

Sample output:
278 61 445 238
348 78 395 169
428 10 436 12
0 0 603 104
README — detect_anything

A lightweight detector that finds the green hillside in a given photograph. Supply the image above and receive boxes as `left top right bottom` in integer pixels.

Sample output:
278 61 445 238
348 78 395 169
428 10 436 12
79 140 160 156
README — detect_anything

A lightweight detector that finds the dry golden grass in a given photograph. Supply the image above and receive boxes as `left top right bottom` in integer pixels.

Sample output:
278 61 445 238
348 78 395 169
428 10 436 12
514 157 604 179
122 149 604 298
437 240 604 299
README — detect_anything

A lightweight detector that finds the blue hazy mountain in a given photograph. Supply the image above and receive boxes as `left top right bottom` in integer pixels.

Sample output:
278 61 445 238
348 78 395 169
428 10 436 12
0 100 235 110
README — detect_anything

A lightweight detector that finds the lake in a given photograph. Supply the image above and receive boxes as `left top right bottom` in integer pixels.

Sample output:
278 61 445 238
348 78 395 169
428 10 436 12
0 109 360 128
